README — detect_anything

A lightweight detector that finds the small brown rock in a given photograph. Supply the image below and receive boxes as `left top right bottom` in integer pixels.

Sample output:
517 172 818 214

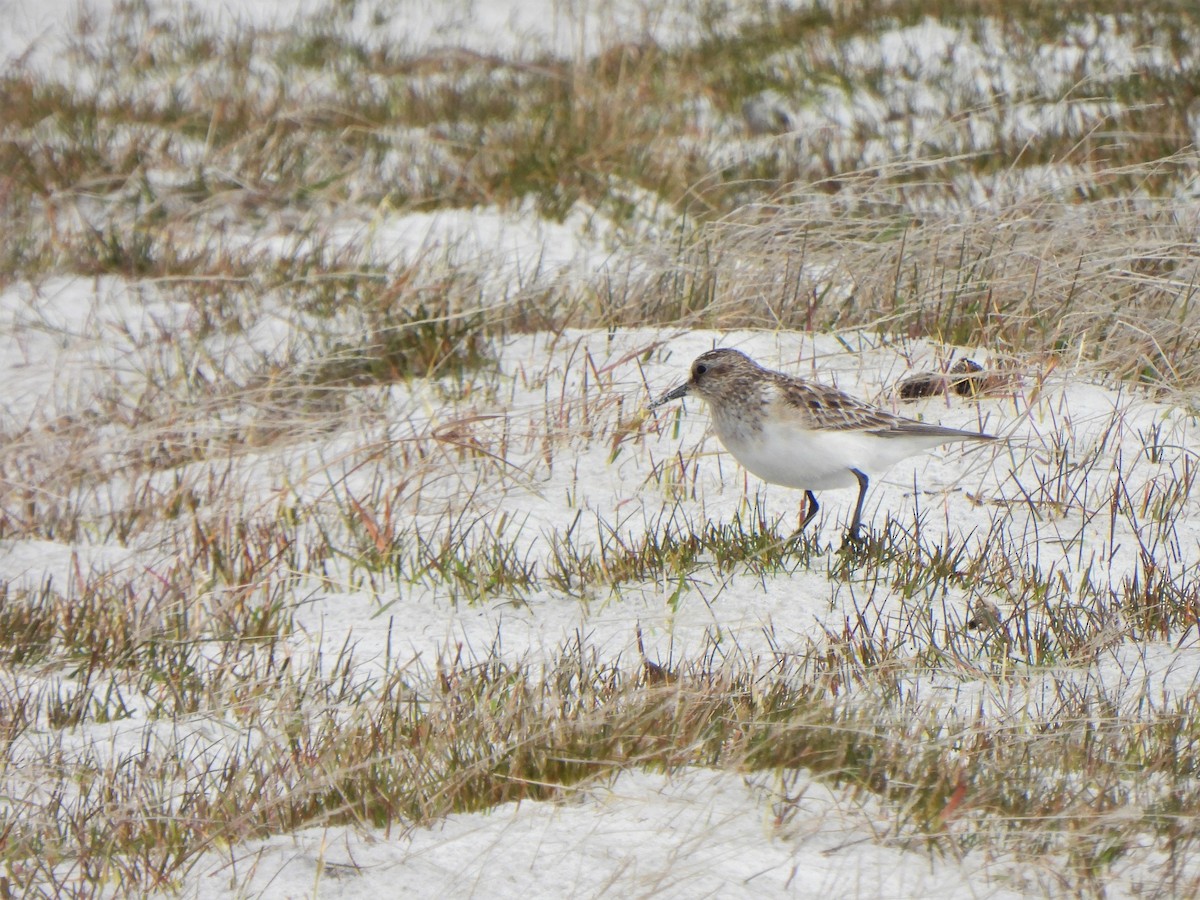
896 373 945 400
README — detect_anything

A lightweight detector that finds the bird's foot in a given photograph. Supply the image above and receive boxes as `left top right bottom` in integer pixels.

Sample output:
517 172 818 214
838 528 869 557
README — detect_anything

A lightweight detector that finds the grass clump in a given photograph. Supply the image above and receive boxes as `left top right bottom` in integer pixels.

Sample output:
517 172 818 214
4 635 1199 895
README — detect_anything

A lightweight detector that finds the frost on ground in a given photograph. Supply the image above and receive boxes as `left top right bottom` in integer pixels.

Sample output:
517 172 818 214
3 0 1200 897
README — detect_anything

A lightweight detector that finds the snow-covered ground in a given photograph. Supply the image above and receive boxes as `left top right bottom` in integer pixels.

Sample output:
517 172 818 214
1 0 725 71
5 266 1199 895
190 769 1038 899
3 1 1200 897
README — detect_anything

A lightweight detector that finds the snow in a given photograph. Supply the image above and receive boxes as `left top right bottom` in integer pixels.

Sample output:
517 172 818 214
186 768 1034 899
0 538 139 589
2 0 721 72
247 203 621 298
4 0 1200 896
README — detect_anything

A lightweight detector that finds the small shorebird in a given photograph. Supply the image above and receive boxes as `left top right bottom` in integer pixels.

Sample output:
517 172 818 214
650 348 996 542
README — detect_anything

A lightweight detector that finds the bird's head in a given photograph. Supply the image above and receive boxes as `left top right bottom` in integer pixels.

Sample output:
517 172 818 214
649 348 760 408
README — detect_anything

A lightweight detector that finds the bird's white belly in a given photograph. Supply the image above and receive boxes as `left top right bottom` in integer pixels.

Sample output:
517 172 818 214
715 419 931 490
716 420 854 489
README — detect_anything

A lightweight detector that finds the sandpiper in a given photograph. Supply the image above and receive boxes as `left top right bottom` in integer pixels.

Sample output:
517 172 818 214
650 348 996 542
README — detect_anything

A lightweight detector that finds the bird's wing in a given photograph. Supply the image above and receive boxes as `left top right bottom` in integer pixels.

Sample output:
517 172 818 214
873 420 996 441
776 378 913 432
776 377 994 440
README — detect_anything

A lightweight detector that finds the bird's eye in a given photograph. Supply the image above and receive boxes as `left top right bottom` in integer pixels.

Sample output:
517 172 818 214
694 364 708 377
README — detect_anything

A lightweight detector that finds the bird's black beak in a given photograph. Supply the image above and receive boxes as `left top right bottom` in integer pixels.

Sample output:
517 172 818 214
649 382 689 409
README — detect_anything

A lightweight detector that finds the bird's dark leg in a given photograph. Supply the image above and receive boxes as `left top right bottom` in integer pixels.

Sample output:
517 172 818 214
847 469 869 543
798 490 819 532
785 491 820 549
